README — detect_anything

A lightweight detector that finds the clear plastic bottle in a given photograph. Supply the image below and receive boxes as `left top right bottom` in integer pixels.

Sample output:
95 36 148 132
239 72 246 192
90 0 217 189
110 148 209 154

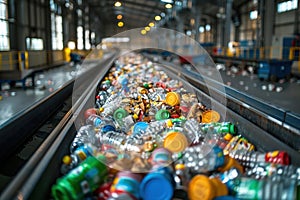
70 125 100 152
182 144 225 173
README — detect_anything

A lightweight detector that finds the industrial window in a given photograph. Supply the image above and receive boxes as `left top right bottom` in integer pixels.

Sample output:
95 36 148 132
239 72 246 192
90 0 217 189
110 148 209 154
26 38 44 50
0 0 9 51
51 14 63 50
77 26 84 50
50 0 63 50
85 30 91 50
250 10 258 20
277 0 298 13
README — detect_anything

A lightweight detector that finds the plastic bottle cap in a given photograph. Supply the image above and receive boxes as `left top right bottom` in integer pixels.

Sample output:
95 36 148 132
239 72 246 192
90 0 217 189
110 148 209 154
229 124 236 134
113 108 129 120
210 177 228 197
52 178 77 200
133 114 139 119
133 122 149 135
77 151 87 161
62 155 72 165
166 119 173 127
163 131 188 153
175 163 185 170
223 133 233 141
140 172 174 200
165 92 180 106
188 175 215 200
219 156 244 173
155 109 170 120
202 110 220 123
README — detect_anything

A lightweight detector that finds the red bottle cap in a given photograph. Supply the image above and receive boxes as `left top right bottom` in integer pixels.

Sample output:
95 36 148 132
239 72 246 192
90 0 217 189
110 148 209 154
265 151 290 165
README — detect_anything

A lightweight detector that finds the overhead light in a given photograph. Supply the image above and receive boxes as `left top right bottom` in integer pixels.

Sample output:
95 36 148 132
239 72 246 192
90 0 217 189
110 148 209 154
165 3 172 9
141 29 147 35
117 14 123 20
145 26 150 31
149 22 155 27
199 26 205 33
161 0 173 3
155 15 161 21
161 12 165 17
186 30 192 36
118 21 124 27
68 41 76 50
205 24 211 31
114 1 122 7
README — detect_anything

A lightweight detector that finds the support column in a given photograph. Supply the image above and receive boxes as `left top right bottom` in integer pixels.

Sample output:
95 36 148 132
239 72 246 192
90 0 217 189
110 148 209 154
256 0 265 48
45 0 52 63
8 0 17 50
224 0 233 47
294 0 300 34
194 14 200 42
263 0 275 48
15 0 26 50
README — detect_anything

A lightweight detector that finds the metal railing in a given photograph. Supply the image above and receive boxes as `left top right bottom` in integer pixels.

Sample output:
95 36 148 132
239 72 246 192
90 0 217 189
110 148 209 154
209 46 300 61
0 49 93 72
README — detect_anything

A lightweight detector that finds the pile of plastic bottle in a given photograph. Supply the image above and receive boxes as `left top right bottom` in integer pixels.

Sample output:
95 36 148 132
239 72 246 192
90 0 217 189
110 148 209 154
51 53 300 200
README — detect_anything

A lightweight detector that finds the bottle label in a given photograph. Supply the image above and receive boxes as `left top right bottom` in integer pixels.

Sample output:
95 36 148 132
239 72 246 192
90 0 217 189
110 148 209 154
236 178 260 199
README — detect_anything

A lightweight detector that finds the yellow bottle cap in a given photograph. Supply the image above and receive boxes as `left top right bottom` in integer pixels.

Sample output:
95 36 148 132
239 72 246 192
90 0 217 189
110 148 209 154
165 92 180 106
62 155 72 165
201 110 220 123
133 114 139 119
210 177 228 197
223 133 233 141
99 107 104 112
175 163 185 170
166 119 173 127
188 175 215 200
163 131 188 153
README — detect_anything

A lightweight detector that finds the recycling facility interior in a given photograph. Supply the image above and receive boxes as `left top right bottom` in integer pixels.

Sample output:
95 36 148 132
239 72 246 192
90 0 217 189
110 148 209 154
0 0 300 199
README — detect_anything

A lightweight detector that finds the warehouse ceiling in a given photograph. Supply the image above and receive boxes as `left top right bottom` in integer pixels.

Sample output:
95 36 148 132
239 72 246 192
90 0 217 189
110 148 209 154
82 0 251 36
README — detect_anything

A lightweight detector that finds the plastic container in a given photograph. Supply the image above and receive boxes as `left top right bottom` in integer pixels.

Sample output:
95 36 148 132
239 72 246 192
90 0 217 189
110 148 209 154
51 155 108 200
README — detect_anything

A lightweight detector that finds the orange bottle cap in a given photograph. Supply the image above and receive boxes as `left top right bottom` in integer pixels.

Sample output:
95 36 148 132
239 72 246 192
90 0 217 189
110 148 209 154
163 131 188 153
223 133 233 141
210 177 228 197
165 92 180 106
188 175 215 200
219 156 244 173
201 110 220 123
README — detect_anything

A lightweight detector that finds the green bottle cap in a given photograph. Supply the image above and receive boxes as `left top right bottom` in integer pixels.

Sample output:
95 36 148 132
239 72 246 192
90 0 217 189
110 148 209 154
229 124 237 134
113 108 129 120
52 176 78 200
155 109 170 120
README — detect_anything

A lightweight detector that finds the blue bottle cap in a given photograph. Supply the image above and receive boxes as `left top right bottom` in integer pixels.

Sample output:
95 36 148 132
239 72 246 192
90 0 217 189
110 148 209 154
213 195 238 200
94 117 102 127
133 122 148 135
102 124 115 133
140 171 174 200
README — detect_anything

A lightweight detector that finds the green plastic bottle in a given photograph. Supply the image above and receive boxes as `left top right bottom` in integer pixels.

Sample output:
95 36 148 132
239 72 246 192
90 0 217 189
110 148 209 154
201 122 237 135
52 154 108 200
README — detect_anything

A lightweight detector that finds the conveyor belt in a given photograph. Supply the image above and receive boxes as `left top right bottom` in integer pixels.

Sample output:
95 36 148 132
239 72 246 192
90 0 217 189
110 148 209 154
0 52 118 197
154 58 300 162
0 51 299 199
